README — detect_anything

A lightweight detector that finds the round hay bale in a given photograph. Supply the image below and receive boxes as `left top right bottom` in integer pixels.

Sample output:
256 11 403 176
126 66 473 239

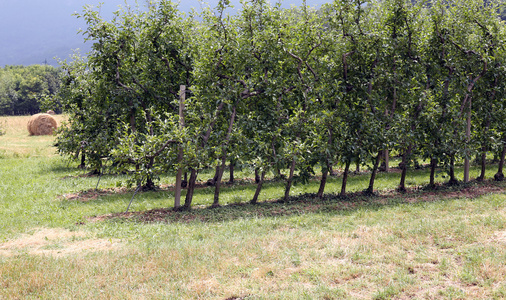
46 110 55 115
27 113 58 136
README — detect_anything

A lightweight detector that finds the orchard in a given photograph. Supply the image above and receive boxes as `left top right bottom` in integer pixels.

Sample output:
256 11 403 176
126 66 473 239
55 0 506 210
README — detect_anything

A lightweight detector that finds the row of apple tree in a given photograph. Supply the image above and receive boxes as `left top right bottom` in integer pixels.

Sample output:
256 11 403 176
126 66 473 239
55 0 506 209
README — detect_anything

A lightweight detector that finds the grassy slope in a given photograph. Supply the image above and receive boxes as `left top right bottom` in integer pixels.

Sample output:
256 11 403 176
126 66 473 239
0 116 505 299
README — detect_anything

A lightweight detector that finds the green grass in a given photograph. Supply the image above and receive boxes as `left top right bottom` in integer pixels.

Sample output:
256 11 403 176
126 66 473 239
1 115 506 299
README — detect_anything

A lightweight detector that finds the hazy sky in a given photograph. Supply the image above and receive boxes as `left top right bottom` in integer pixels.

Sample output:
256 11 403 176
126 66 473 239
0 0 330 66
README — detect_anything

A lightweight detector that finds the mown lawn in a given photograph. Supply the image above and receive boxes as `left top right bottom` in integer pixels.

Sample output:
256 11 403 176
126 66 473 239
0 115 505 299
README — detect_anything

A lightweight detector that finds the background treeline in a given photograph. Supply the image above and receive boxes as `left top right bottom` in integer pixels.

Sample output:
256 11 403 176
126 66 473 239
0 65 61 115
55 0 506 210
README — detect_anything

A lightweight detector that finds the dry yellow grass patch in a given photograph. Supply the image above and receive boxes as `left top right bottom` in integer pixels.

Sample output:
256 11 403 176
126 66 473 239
0 114 66 157
0 228 121 257
494 230 506 243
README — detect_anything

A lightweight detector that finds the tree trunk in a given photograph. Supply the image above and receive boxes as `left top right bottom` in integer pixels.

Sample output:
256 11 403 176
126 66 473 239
212 106 237 208
398 148 410 193
429 157 437 188
495 143 506 181
143 174 156 191
208 166 220 186
79 153 86 169
317 166 328 199
229 160 235 183
448 154 458 185
251 171 265 204
355 160 360 173
478 118 491 182
380 149 389 172
463 98 472 183
181 172 188 188
365 153 381 195
255 168 260 183
477 147 487 182
181 101 227 210
174 84 185 210
183 169 198 210
174 165 183 210
283 158 296 202
340 160 351 197
212 156 227 208
142 158 156 191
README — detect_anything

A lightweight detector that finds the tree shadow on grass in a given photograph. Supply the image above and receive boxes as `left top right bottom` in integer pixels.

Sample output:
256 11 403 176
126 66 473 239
85 179 506 225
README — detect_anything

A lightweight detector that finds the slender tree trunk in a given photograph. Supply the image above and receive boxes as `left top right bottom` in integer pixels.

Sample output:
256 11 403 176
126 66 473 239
209 166 220 186
495 143 506 181
398 147 411 193
212 106 237 208
478 119 491 182
477 146 487 182
283 158 296 202
365 153 381 195
182 101 227 210
174 165 183 210
79 153 86 169
144 172 156 191
340 160 351 197
355 160 360 173
229 160 235 183
317 166 328 199
449 154 458 185
144 177 155 190
183 169 198 210
464 98 472 183
251 171 265 204
181 172 188 188
174 85 186 210
212 156 227 208
385 149 389 172
380 149 390 172
255 168 260 183
318 131 333 198
429 157 437 188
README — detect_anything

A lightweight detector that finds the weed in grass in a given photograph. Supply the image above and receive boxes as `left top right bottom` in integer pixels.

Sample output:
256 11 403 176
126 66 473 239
373 284 401 300
438 286 467 299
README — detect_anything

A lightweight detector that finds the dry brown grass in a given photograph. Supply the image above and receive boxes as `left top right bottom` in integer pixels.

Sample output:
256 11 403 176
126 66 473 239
0 228 121 258
0 114 66 157
1 194 505 299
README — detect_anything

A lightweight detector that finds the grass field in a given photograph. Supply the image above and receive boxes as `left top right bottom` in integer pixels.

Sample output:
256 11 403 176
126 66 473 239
1 115 505 299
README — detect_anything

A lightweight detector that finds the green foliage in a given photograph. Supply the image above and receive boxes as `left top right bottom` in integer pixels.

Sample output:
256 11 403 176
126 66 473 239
0 65 61 115
57 0 506 208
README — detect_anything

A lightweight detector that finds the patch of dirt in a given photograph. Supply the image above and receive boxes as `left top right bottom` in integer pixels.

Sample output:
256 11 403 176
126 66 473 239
492 230 506 243
0 228 121 257
400 182 505 204
61 177 282 203
85 180 506 225
61 187 130 202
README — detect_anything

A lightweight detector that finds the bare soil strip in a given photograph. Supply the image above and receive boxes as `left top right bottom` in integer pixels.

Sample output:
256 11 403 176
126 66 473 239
83 179 506 224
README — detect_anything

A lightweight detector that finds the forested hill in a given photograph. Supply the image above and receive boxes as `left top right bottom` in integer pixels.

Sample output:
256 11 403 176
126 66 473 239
0 0 329 67
0 65 60 115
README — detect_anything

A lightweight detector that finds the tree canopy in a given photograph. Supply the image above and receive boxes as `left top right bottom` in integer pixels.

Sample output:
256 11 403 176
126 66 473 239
56 0 506 210
0 65 61 115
